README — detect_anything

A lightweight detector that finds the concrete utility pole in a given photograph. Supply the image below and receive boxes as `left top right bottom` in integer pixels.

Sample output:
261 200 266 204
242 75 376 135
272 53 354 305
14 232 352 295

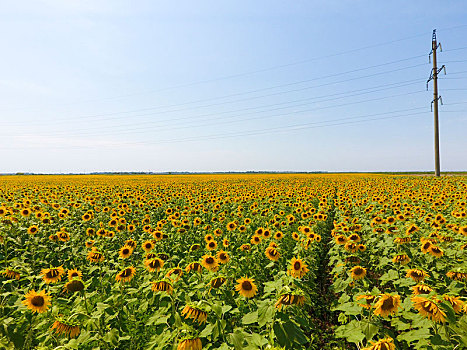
427 29 445 177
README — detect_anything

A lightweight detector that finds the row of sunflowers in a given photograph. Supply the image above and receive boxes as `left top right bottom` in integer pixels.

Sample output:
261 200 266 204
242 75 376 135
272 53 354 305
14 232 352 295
329 176 467 349
0 174 337 350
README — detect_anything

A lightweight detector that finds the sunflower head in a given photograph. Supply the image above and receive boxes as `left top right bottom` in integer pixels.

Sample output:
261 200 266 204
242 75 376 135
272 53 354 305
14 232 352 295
373 294 401 317
181 304 208 324
22 290 51 313
411 296 446 323
406 269 428 282
51 317 80 338
216 250 230 264
210 276 227 289
235 277 258 298
350 266 367 280
65 279 85 293
145 258 164 272
41 266 65 284
362 337 395 350
288 257 309 279
275 290 305 310
151 278 173 294
201 255 219 272
116 267 136 283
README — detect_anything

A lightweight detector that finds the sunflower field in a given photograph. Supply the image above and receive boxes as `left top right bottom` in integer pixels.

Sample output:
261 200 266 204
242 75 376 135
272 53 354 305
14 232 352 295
0 174 466 350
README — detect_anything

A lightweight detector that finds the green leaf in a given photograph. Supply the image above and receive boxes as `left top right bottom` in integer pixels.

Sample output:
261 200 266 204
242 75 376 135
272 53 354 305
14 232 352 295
247 333 268 347
229 330 245 350
199 323 216 338
397 327 431 345
258 304 275 327
335 320 365 344
334 301 361 315
103 328 119 347
273 322 290 348
283 320 308 345
242 311 258 325
360 320 378 341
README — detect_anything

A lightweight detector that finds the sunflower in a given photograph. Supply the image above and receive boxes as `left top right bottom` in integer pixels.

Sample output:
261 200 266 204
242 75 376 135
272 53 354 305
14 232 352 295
166 267 183 281
428 245 443 258
226 222 237 231
64 279 85 293
362 337 395 350
446 271 467 281
335 235 347 245
177 337 202 350
288 257 309 278
87 251 104 263
356 295 377 309
41 266 65 284
251 235 262 245
20 208 31 217
67 269 82 281
152 230 163 241
394 237 411 244
125 239 137 249
411 284 433 295
190 244 201 251
265 247 280 261
27 225 38 235
22 290 51 313
392 254 410 265
274 231 284 240
235 277 258 298
201 255 219 271
274 292 305 310
145 258 164 272
350 266 367 280
420 239 433 254
373 294 401 317
240 244 251 251
204 234 214 243
116 267 136 283
443 294 464 313
151 279 173 294
119 246 133 259
206 240 217 251
51 319 80 338
2 269 20 280
142 240 154 252
348 233 361 242
181 304 208 324
185 262 202 273
58 231 70 242
412 296 446 323
216 250 230 264
344 242 358 253
292 232 300 241
406 224 419 235
210 276 226 289
145 252 157 260
406 269 428 282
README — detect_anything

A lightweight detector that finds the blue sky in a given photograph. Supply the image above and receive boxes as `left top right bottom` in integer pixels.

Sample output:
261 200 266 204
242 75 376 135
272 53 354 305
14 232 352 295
0 1 466 173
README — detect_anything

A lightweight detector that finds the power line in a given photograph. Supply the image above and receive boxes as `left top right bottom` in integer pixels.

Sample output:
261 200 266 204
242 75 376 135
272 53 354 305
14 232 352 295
9 78 425 134
6 61 429 126
17 90 428 139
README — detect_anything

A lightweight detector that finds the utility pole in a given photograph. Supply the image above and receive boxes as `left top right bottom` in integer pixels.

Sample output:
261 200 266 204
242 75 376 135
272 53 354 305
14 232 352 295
427 29 445 177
